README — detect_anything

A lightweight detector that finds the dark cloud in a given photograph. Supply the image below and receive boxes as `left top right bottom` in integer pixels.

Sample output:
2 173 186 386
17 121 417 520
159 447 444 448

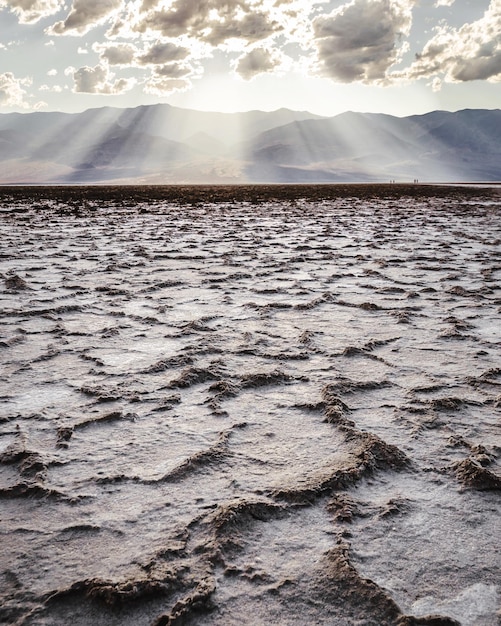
313 0 413 83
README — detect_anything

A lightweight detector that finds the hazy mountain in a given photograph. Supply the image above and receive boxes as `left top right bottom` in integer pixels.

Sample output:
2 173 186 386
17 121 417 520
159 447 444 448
183 132 227 156
0 105 499 183
0 103 320 148
110 104 324 147
242 109 501 182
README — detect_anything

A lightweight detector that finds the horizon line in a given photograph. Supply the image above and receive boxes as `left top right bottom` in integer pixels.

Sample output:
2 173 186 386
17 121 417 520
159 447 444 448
1 103 500 119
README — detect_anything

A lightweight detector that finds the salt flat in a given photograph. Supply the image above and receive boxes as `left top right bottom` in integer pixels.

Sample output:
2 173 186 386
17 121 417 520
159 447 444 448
0 185 500 626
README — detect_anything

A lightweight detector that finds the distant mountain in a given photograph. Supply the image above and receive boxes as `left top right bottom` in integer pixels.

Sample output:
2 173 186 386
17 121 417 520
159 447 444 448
242 109 501 182
0 105 499 183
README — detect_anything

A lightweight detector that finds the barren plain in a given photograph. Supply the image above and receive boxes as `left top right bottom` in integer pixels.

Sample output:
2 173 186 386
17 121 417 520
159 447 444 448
1 184 500 625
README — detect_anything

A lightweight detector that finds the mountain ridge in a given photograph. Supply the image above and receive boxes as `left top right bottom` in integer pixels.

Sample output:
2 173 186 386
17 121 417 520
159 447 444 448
0 105 499 183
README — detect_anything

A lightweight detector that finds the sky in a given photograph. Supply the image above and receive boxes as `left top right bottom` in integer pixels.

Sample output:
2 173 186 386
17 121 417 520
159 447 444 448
0 0 500 117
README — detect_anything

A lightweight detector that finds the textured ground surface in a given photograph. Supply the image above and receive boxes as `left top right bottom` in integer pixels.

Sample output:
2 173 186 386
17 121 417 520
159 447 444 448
1 185 500 625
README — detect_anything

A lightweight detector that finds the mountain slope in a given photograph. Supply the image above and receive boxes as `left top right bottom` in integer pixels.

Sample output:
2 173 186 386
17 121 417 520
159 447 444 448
243 109 501 182
0 105 499 183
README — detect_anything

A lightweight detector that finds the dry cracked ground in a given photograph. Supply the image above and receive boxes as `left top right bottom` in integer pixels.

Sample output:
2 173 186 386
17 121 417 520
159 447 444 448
0 184 500 626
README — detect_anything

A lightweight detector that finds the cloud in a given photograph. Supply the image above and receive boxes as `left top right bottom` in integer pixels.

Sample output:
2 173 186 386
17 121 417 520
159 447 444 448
94 41 193 78
142 52 198 94
98 43 137 66
137 42 189 65
204 10 281 46
0 72 45 108
153 63 192 78
14 0 313 101
143 76 191 95
135 0 283 47
48 0 122 35
0 72 30 107
313 0 414 83
401 0 501 84
0 0 63 24
68 63 135 94
40 83 62 92
4 0 498 111
234 47 282 80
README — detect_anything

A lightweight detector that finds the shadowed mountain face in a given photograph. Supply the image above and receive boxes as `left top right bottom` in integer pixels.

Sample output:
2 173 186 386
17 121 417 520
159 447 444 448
0 104 499 183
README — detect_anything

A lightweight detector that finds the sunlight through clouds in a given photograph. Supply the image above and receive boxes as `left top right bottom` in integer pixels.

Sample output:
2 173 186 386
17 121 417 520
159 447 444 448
0 0 500 111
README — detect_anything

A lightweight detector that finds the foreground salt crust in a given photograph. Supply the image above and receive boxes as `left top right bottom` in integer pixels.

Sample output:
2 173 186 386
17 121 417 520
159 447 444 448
0 185 500 626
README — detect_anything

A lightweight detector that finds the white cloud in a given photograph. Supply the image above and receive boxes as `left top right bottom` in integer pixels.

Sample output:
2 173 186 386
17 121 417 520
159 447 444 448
205 10 282 46
234 46 283 80
93 41 193 76
141 47 199 94
48 0 123 35
430 76 442 91
0 72 30 107
97 43 137 66
25 0 314 97
400 0 501 83
40 83 62 92
313 0 414 83
2 0 499 109
0 72 41 108
143 76 191 95
134 0 283 47
0 0 63 24
68 63 135 94
137 42 190 65
153 63 192 78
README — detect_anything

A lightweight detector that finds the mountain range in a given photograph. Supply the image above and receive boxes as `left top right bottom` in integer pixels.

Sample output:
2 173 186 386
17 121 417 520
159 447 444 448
0 104 499 184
